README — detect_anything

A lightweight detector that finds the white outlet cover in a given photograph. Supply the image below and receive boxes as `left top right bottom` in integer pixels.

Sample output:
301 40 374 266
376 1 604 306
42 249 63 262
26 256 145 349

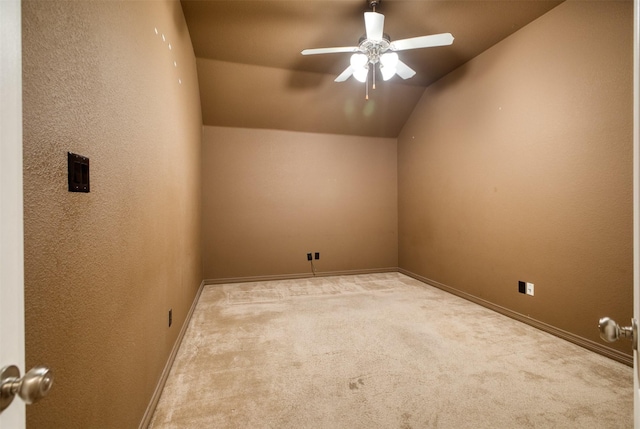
526 282 534 296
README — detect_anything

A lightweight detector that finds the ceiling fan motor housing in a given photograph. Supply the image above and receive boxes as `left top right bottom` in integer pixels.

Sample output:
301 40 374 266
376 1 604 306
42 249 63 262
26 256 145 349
358 37 391 65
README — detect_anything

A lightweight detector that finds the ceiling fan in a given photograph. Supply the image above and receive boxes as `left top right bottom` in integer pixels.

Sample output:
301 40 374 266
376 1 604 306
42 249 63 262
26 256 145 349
301 0 454 96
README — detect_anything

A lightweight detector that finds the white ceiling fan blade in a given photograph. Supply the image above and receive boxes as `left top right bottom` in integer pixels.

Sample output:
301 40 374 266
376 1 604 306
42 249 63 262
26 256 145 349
395 60 416 80
301 46 358 55
391 33 454 51
364 12 384 41
334 66 354 82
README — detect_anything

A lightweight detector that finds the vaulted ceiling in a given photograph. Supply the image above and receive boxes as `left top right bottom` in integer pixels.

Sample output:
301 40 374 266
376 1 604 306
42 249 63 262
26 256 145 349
181 0 563 137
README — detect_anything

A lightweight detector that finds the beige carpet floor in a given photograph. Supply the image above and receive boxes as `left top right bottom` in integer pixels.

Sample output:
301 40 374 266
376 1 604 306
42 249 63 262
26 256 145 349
149 273 632 428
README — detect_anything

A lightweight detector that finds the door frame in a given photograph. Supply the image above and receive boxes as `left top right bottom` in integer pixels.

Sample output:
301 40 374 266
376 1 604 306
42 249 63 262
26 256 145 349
0 0 25 427
633 0 639 426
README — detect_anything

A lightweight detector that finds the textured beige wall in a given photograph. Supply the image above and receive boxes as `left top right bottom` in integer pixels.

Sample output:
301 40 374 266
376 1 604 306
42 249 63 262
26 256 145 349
202 126 398 280
398 1 633 355
22 1 202 427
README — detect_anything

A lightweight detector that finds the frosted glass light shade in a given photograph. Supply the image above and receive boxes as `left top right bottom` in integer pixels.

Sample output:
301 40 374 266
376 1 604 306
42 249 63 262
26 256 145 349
380 52 398 68
350 53 369 82
380 52 398 80
353 67 368 82
380 65 396 81
350 53 368 68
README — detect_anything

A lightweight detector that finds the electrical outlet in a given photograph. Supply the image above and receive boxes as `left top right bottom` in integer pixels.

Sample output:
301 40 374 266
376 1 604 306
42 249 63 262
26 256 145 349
315 252 320 260
307 253 312 261
169 309 172 327
518 281 526 294
526 282 535 296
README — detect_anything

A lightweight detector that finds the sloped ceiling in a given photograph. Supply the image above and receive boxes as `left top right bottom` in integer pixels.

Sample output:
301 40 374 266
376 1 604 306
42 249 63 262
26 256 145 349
181 0 563 137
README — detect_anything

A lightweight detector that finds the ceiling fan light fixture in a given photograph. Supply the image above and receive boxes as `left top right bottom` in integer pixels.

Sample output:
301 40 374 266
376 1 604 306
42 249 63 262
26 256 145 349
350 53 369 82
353 67 369 82
350 53 368 68
380 52 398 68
300 5 454 94
380 52 398 80
380 64 396 81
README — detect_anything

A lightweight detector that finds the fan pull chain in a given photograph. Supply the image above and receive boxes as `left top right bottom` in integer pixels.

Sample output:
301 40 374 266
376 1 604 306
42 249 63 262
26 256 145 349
372 65 376 90
365 72 369 100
